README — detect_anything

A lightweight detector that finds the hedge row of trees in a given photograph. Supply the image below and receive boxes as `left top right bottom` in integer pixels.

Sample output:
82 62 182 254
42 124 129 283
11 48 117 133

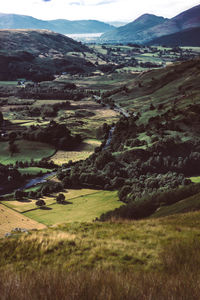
10 101 71 118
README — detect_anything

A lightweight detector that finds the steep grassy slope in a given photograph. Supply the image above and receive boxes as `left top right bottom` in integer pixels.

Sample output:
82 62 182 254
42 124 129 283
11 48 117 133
1 212 200 298
0 211 200 271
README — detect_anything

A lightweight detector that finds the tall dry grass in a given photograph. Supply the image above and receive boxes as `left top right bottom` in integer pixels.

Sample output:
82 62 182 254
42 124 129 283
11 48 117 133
1 237 200 300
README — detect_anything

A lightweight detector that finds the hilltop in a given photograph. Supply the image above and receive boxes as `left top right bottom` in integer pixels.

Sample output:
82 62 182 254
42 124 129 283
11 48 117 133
0 29 96 80
101 4 200 44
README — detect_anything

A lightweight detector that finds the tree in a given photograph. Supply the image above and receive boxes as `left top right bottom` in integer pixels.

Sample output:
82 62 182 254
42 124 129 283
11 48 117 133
36 199 46 207
56 193 65 203
8 140 19 157
14 190 25 200
0 111 3 127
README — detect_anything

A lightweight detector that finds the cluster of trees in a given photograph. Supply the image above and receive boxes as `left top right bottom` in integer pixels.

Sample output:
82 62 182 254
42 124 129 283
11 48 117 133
58 148 191 201
0 164 21 195
14 158 57 169
17 81 89 100
23 120 82 150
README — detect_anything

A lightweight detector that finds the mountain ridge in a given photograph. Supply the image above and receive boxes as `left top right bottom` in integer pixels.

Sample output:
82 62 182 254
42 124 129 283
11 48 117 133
0 13 115 34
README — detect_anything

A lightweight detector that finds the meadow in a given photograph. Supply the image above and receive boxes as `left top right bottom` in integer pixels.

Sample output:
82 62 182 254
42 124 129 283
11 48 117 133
0 140 55 165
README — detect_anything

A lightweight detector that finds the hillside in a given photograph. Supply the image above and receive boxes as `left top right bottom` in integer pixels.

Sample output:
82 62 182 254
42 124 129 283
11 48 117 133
57 57 200 219
148 27 200 46
101 4 200 44
0 29 96 80
0 13 114 34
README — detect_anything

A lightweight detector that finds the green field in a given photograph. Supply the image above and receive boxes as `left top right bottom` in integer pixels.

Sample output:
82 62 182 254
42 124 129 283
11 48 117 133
0 140 55 165
18 167 52 175
24 190 122 225
2 189 101 213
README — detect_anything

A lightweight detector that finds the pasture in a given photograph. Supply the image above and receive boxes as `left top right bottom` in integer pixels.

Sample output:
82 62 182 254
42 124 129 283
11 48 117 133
24 190 122 225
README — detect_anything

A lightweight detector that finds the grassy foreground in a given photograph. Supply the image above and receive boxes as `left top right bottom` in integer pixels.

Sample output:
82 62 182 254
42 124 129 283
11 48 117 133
1 211 200 299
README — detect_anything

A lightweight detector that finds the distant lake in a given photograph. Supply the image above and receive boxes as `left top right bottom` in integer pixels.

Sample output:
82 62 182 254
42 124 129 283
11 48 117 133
65 33 103 42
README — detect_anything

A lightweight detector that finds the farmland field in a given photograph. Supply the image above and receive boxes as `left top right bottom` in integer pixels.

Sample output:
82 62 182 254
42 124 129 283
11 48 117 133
0 204 46 238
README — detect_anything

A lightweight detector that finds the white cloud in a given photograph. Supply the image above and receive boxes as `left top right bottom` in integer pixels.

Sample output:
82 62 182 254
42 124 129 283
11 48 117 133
0 0 199 21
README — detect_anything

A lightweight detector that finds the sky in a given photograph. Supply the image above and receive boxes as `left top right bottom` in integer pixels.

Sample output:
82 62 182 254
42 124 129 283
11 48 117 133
0 0 199 22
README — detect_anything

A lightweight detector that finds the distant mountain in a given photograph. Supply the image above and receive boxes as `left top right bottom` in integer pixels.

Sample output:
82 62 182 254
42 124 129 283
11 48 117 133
0 29 96 80
0 13 115 34
148 27 200 47
142 4 200 42
101 4 200 44
101 14 167 43
48 19 114 34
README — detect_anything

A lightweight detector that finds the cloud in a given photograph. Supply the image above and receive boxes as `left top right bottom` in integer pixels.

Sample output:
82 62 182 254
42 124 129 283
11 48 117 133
96 0 118 6
69 1 81 5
